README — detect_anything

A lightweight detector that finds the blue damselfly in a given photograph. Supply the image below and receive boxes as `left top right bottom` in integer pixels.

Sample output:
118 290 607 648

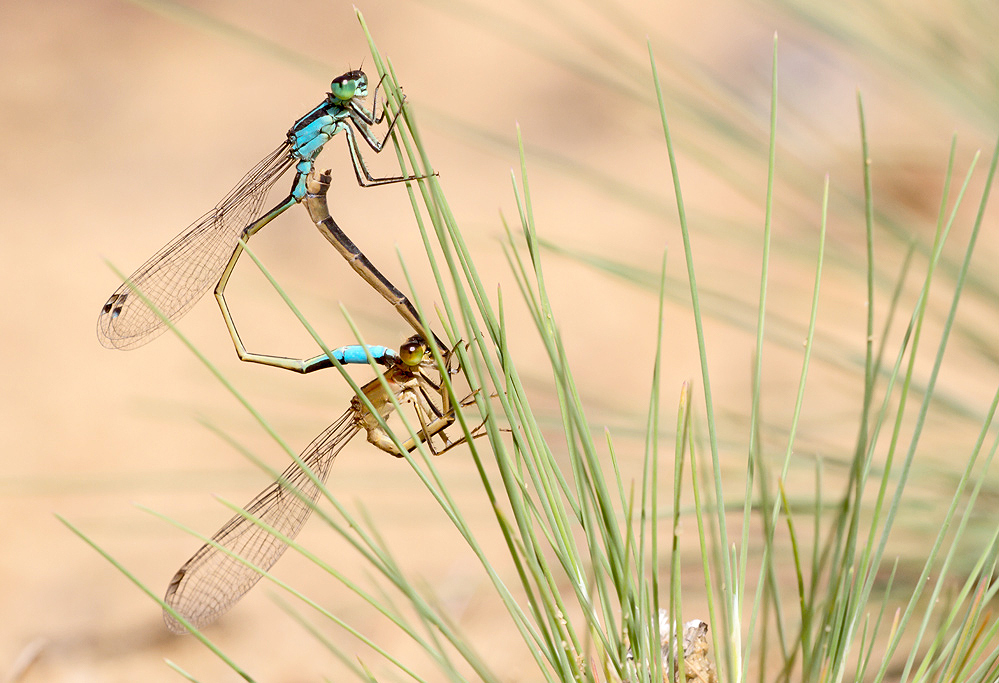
98 70 430 351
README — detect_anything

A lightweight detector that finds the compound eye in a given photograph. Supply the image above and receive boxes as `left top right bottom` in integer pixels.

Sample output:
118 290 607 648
398 339 426 366
329 74 358 101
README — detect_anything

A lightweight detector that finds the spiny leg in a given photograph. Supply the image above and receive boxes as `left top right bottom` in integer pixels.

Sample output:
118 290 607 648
360 383 450 456
416 381 492 455
360 72 391 125
387 387 489 456
340 122 425 188
365 368 481 456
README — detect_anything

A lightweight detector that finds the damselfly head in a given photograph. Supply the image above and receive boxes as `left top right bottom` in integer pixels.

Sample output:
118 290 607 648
398 336 427 367
329 70 368 102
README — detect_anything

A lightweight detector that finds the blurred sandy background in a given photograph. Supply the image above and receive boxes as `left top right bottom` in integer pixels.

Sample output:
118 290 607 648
3 0 998 680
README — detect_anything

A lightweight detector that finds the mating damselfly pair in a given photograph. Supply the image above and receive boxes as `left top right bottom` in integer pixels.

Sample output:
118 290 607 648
98 68 477 632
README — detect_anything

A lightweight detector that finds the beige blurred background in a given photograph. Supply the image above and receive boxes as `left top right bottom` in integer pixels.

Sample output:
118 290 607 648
3 0 998 680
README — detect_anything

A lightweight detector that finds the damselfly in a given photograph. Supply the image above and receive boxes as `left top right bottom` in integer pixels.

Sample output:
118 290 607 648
99 70 426 350
162 336 468 633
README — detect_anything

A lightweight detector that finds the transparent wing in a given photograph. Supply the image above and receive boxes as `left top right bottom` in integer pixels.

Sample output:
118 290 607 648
163 409 357 633
97 142 294 350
